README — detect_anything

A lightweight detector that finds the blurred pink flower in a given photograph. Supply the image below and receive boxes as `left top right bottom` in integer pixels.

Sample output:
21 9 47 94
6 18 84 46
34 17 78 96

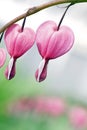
35 97 66 116
8 97 66 117
0 48 6 67
68 106 87 128
8 98 36 114
35 20 74 82
4 24 35 80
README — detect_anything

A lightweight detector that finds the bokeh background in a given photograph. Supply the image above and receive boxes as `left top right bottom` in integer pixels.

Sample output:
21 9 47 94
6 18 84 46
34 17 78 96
0 0 87 130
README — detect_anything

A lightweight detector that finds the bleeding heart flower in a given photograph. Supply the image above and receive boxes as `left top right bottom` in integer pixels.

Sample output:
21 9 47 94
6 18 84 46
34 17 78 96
0 48 6 68
69 106 87 129
35 97 66 116
35 20 74 82
4 24 35 80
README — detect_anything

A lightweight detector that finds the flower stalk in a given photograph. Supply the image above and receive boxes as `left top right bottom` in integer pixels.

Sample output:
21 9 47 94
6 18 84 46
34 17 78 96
57 3 74 30
0 0 87 34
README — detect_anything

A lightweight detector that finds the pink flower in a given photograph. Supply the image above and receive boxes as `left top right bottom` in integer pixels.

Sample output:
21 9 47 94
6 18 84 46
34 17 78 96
0 48 6 67
4 24 35 80
7 96 66 116
35 97 66 116
35 20 74 82
8 98 36 114
68 106 87 128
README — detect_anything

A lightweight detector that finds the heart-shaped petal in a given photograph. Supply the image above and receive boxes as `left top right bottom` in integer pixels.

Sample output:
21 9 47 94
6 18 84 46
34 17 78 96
4 24 35 58
36 20 74 59
45 26 74 59
0 48 6 68
35 21 57 58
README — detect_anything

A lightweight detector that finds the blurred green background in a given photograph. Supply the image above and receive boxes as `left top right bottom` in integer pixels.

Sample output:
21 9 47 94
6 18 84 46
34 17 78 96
0 59 87 130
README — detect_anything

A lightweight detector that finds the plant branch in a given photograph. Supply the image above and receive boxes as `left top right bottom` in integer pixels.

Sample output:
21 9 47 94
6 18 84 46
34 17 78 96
0 0 87 33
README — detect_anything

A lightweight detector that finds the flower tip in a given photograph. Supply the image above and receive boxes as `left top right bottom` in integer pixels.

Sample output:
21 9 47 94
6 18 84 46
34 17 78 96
35 69 46 82
5 66 15 80
35 69 40 82
5 58 16 80
35 59 48 82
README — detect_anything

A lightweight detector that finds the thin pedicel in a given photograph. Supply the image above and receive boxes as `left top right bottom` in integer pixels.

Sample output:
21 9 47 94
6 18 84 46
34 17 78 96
57 3 74 30
21 10 29 32
0 32 4 43
21 17 27 32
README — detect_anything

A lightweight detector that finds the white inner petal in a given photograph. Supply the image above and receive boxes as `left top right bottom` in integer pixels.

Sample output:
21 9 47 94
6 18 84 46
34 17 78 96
8 57 14 80
37 59 45 82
